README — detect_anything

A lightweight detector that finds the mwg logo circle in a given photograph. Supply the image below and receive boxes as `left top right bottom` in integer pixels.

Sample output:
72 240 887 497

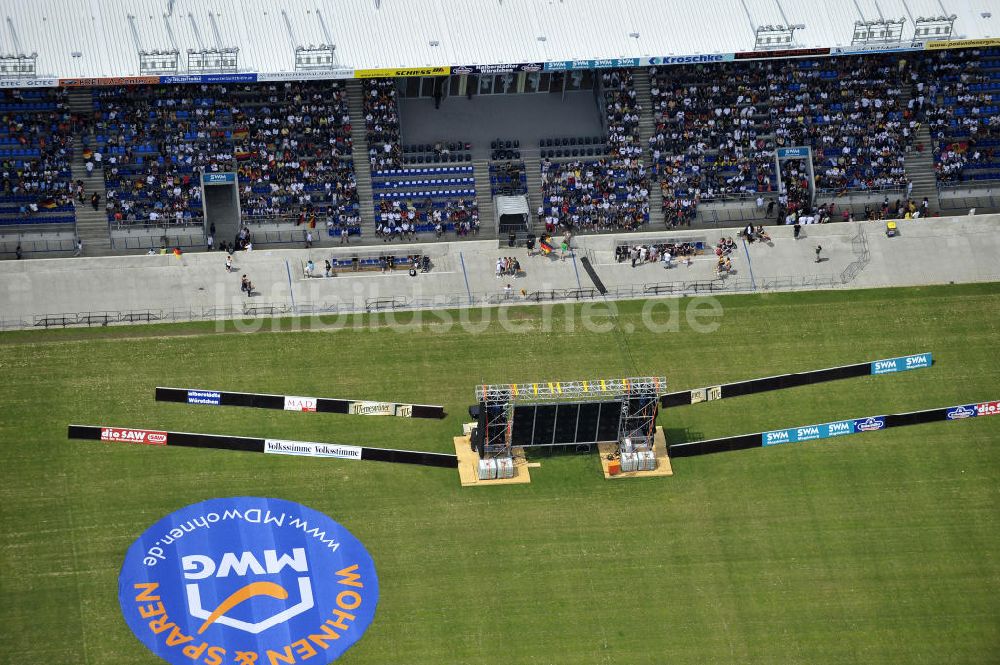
119 497 379 665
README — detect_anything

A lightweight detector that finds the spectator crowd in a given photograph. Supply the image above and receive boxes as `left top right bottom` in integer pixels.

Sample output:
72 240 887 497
1 88 77 216
91 81 360 233
540 68 650 233
648 54 919 225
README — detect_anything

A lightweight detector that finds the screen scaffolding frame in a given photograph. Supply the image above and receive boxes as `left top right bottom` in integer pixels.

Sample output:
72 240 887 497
475 377 667 458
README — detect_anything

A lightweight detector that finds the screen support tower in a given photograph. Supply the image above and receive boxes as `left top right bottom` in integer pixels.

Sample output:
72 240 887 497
618 378 661 453
478 385 513 459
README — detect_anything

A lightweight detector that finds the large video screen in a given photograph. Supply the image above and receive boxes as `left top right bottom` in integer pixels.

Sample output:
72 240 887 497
509 400 622 446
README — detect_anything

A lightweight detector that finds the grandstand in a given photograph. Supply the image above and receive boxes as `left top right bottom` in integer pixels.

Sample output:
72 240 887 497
1 1 998 258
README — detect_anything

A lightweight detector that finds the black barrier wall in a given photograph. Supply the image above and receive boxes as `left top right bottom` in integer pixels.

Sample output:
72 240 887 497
156 387 446 419
667 402 992 458
68 425 458 468
661 361 873 407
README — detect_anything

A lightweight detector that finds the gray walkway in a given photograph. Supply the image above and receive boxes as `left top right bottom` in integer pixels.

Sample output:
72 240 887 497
1 215 998 328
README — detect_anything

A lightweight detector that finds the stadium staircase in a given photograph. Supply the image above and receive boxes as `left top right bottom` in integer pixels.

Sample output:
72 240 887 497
471 158 496 239
907 124 940 214
523 153 543 233
67 89 112 255
632 68 664 227
345 80 376 236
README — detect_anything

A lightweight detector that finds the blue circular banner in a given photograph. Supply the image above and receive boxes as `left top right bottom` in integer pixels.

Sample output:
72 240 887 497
119 497 378 665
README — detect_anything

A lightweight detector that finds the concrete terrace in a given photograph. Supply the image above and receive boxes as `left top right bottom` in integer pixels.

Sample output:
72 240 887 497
0 215 997 329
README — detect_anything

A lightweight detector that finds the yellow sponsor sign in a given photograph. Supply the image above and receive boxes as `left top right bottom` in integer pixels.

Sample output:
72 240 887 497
925 38 1000 51
353 66 450 78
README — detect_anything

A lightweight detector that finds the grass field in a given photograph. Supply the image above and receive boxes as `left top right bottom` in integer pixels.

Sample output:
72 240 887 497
1 283 998 665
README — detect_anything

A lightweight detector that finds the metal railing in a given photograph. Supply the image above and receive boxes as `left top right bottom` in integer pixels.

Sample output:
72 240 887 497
0 237 76 255
108 229 321 250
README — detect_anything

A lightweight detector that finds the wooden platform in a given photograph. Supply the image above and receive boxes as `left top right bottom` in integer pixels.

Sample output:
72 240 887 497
597 427 673 480
453 436 532 487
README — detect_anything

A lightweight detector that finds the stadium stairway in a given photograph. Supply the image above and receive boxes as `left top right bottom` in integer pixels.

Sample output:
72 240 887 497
523 153 543 232
907 124 941 214
345 79 376 235
67 89 112 255
632 68 664 227
471 158 496 238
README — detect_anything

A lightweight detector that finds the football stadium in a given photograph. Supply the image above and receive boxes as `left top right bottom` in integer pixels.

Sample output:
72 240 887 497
1 1 999 663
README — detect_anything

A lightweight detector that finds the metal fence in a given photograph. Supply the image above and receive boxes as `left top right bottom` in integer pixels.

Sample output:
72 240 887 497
0 236 76 255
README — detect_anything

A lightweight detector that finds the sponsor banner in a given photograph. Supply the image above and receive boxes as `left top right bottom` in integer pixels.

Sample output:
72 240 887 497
777 147 809 158
831 43 922 56
345 401 415 417
257 69 354 81
793 425 823 442
348 401 395 417
283 395 317 412
925 38 1000 51
264 439 363 460
158 75 204 84
0 77 59 88
853 416 886 432
762 428 795 446
118 497 378 665
201 73 257 84
158 73 257 84
592 58 641 68
187 390 221 406
764 418 866 445
823 419 856 437
202 172 236 184
100 427 168 445
946 404 978 420
735 47 830 60
976 400 1000 417
453 62 544 75
870 352 932 375
59 76 160 87
544 59 594 71
689 385 722 404
647 54 735 66
353 66 449 79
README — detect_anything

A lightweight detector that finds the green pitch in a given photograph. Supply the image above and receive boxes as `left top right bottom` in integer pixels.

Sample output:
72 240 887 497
1 283 998 664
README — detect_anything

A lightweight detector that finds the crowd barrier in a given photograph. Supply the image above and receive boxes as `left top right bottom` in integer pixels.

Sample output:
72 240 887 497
155 386 445 419
661 353 932 407
667 398 996 458
67 424 458 468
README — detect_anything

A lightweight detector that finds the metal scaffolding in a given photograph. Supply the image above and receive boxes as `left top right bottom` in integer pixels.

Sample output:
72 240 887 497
476 377 667 404
618 386 660 452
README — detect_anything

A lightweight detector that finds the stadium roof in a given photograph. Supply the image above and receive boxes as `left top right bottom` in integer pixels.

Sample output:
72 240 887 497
1 0 998 81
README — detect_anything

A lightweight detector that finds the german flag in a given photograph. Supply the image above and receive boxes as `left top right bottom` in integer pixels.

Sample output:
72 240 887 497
539 239 553 255
40 198 58 209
